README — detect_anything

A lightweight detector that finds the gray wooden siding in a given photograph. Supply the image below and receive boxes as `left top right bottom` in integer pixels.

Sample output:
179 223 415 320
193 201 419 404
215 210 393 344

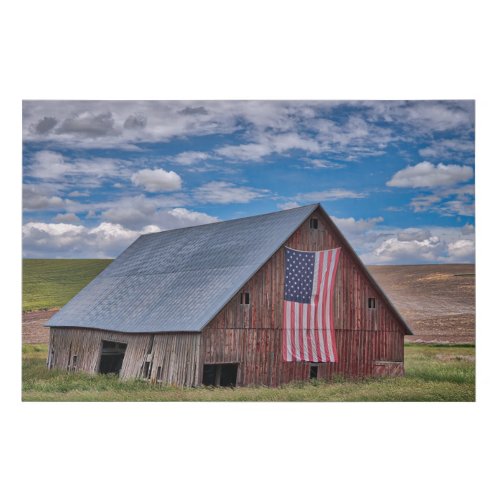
49 328 201 386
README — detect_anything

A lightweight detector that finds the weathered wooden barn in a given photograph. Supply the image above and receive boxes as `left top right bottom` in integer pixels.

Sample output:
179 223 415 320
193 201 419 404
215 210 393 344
46 204 412 386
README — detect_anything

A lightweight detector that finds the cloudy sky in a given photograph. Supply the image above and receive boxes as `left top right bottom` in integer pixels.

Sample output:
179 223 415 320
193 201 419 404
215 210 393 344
22 100 475 264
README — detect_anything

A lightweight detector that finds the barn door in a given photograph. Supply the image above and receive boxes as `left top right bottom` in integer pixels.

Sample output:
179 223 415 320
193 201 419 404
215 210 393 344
98 341 127 375
202 363 238 387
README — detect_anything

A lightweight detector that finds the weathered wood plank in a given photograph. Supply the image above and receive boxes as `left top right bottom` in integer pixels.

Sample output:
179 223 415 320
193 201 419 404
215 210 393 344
49 328 201 385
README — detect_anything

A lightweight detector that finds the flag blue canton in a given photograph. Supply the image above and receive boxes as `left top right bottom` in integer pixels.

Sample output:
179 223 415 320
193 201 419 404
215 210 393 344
284 248 315 303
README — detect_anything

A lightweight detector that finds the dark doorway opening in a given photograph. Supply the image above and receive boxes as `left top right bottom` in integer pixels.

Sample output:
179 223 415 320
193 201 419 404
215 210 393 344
310 363 318 379
202 363 238 387
99 341 127 375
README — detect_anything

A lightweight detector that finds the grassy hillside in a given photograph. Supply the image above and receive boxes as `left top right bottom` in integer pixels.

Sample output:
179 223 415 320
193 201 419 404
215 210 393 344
23 259 112 312
22 343 475 402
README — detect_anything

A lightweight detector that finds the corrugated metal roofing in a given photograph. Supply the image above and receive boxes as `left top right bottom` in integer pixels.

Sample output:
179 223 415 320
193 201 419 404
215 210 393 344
46 204 319 333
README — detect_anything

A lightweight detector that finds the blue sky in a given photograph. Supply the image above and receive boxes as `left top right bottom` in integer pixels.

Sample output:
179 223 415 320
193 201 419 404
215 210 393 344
22 100 475 264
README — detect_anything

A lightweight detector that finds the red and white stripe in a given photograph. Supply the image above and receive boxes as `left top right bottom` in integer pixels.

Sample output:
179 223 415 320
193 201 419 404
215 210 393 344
283 247 341 362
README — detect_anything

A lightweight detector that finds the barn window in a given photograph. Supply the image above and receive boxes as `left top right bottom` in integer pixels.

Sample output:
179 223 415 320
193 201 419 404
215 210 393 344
310 363 318 379
202 363 238 387
99 340 127 375
368 297 376 309
310 218 319 229
240 292 250 305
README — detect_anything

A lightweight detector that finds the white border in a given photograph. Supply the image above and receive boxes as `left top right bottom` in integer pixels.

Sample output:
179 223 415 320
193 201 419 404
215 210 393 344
3 2 497 499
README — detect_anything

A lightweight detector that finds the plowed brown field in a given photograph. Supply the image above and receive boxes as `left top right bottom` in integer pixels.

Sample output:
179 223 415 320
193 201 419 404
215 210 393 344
368 264 475 343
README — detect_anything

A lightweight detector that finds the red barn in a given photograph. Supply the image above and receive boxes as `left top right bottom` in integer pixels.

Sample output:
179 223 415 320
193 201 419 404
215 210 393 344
46 204 412 386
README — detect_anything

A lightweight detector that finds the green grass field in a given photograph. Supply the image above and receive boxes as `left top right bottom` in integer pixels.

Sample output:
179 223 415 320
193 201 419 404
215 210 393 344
22 343 475 402
23 259 112 311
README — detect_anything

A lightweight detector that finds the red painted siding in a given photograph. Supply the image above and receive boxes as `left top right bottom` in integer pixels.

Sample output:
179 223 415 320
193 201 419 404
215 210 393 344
202 208 406 385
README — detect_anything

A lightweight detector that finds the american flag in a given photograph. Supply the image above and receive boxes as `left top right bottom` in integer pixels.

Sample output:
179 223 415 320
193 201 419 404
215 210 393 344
282 246 341 362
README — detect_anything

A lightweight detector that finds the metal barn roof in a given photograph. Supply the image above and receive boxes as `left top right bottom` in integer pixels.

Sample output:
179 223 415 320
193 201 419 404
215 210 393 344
46 204 319 333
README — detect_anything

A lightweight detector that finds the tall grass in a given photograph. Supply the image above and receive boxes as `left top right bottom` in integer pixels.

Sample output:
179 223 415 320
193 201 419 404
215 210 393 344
22 344 475 402
23 259 112 311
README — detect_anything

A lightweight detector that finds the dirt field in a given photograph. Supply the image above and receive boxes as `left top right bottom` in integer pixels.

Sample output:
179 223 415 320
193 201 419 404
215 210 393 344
368 264 475 343
22 264 475 344
22 309 57 344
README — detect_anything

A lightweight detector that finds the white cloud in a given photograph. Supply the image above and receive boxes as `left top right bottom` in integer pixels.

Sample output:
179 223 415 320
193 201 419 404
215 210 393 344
68 191 90 197
401 101 473 132
23 101 244 149
329 212 476 265
447 184 475 197
387 161 473 188
214 116 393 163
172 151 210 165
410 194 443 212
23 208 219 258
295 188 366 202
331 216 384 249
23 221 143 258
23 184 66 210
212 105 401 163
28 151 69 179
303 159 344 169
100 195 213 230
357 224 475 264
409 184 475 216
185 164 238 174
21 101 287 147
101 196 159 229
216 132 323 161
440 199 475 217
358 101 474 133
332 216 383 235
131 168 182 192
56 111 119 137
371 236 445 264
395 102 471 132
53 213 81 224
89 221 158 241
396 228 432 242
461 223 474 235
23 205 475 264
418 138 475 160
310 116 393 159
23 101 474 158
194 181 269 204
27 150 127 185
216 142 271 161
277 202 301 210
447 239 475 261
166 207 218 225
